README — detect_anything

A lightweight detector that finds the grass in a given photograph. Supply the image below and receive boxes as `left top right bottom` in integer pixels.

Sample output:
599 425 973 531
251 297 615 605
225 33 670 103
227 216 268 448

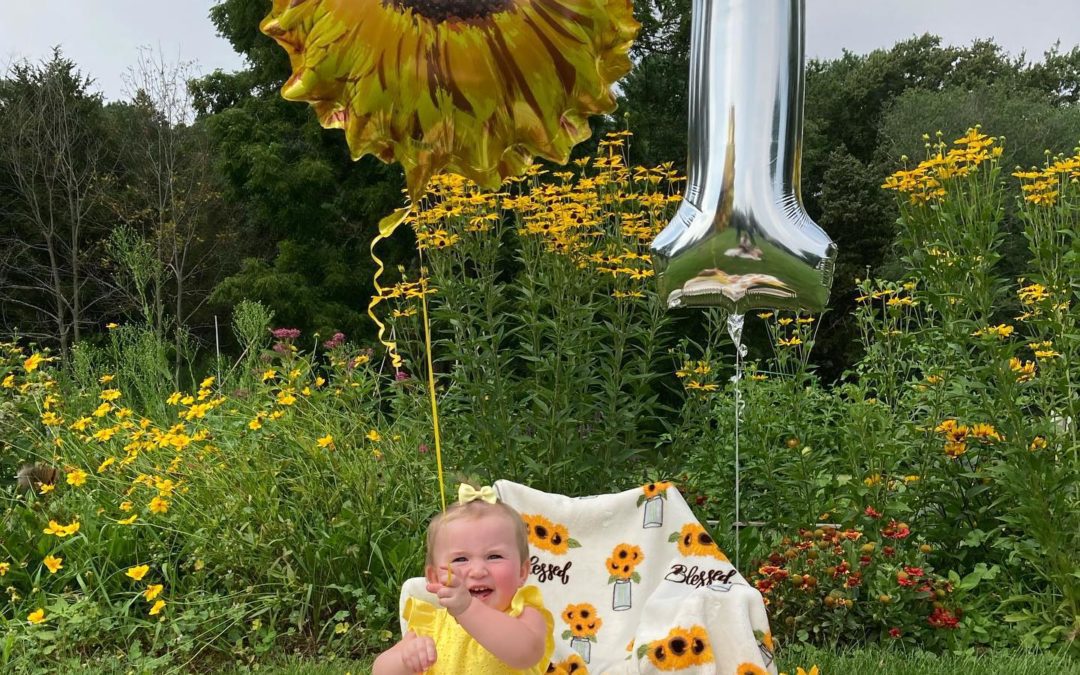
17 646 1078 674
776 644 1079 675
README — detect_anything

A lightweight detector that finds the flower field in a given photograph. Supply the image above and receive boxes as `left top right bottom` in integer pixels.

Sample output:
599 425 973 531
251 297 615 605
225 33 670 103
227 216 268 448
0 131 1077 670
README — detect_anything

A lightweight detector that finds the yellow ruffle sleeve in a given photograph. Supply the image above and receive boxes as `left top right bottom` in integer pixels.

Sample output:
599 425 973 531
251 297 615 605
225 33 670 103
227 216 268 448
403 585 555 674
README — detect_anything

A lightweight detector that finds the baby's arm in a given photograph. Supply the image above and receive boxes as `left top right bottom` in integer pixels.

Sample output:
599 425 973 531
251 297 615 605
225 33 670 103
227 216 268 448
428 569 548 669
372 631 436 675
455 602 549 670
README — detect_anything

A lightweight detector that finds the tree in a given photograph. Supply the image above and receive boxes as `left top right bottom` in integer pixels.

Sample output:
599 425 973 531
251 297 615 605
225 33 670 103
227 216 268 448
0 50 117 356
106 48 232 381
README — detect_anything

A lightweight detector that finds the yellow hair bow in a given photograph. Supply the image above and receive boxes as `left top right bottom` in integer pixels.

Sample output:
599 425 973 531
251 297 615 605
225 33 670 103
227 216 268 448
458 484 497 505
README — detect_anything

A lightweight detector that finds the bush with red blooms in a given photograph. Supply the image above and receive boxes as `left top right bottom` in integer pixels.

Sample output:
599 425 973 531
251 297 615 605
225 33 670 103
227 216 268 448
749 509 966 650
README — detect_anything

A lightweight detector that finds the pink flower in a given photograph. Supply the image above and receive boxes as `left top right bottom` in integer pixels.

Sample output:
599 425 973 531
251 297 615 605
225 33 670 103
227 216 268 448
272 342 290 354
323 332 346 349
272 328 301 340
395 370 410 381
889 627 902 639
418 443 429 454
864 505 881 519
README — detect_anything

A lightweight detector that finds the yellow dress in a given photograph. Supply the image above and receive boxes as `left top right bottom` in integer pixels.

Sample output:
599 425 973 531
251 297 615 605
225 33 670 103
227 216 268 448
403 585 555 674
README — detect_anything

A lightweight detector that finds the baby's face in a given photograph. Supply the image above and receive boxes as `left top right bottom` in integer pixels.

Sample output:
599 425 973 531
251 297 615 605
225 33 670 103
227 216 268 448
427 512 528 612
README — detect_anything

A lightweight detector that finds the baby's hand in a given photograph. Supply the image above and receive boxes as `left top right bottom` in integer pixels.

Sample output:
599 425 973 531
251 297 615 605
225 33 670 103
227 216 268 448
427 566 472 617
400 634 437 673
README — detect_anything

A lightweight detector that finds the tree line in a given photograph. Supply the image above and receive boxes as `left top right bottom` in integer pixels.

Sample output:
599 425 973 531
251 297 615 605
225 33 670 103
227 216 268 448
3 0 1080 380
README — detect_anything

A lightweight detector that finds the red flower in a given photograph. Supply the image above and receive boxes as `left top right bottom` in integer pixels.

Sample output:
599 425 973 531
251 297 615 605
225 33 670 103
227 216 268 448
889 627 902 639
864 506 881 519
755 578 775 594
882 520 911 539
859 555 872 567
896 571 917 587
883 546 896 558
903 565 924 577
845 572 862 588
928 607 960 629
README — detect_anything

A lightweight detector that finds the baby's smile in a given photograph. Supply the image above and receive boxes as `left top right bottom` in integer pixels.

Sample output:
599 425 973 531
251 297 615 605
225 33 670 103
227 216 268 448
468 586 494 600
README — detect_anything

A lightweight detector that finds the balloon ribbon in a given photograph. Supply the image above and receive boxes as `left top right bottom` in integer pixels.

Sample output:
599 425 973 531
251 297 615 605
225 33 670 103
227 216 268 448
368 206 448 513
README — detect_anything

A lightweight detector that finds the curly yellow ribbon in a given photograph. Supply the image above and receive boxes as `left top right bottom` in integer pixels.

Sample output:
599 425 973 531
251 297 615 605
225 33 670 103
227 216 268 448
369 207 448 513
367 207 410 370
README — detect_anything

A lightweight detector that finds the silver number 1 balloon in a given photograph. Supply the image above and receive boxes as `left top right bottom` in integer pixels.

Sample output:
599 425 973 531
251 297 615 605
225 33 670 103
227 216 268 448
650 0 836 313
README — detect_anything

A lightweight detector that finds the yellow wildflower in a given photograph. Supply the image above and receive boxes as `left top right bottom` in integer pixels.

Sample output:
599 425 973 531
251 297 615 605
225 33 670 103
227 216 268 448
199 376 215 389
149 599 166 616
248 417 263 430
276 390 297 406
1029 436 1047 452
145 584 164 601
1 374 13 388
970 423 1002 442
317 434 335 449
261 369 277 382
118 514 139 525
0 561 9 576
43 554 63 574
366 429 382 442
119 501 134 512
92 402 111 417
43 520 80 537
149 497 169 514
97 457 116 473
100 389 122 401
166 392 182 405
70 416 92 431
67 468 88 486
27 608 46 624
126 565 150 581
23 353 44 372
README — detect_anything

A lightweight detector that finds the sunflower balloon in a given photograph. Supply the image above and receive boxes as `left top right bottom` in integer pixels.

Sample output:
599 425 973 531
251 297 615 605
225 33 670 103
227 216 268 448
260 0 640 200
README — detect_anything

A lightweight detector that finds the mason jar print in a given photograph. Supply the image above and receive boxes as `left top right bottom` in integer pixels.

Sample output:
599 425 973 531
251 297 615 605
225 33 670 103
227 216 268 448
561 603 602 663
612 578 632 611
570 636 592 662
637 481 672 528
642 495 664 528
606 543 643 611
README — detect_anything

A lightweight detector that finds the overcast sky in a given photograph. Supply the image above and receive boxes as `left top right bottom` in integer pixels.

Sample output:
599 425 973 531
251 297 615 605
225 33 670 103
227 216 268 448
2 1 1079 102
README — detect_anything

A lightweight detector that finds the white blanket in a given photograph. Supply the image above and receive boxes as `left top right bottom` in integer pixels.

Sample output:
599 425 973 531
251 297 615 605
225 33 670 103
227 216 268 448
401 481 776 674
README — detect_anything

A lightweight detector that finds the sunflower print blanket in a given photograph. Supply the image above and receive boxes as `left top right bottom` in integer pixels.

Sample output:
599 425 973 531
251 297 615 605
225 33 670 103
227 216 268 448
400 481 776 674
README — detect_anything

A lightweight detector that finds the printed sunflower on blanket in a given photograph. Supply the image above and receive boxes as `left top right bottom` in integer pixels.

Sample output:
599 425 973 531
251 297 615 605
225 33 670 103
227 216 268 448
494 480 776 674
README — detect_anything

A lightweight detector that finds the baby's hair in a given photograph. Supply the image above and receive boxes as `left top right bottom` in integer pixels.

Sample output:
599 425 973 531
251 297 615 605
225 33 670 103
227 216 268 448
425 497 530 567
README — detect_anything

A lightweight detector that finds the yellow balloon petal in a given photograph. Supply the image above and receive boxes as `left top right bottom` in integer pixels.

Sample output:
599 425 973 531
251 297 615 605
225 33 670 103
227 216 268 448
261 0 639 200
